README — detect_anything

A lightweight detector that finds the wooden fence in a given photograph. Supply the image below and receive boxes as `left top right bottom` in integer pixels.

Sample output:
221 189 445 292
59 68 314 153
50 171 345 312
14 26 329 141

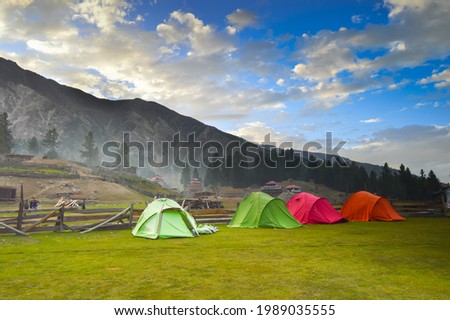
0 206 234 236
0 206 144 236
0 196 444 237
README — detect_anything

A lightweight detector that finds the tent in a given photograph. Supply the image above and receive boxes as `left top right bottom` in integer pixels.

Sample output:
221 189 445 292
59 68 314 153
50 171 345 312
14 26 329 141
228 192 302 228
340 191 405 222
286 192 345 224
132 198 199 239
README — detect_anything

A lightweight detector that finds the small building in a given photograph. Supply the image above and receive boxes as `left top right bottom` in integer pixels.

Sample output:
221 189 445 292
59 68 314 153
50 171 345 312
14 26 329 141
260 181 283 192
284 185 302 193
0 187 16 202
260 181 283 197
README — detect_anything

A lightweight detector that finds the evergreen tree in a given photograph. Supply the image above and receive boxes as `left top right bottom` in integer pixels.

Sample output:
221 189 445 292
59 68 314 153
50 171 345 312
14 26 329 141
180 165 191 190
403 167 413 200
41 128 59 159
380 162 393 197
368 170 378 193
79 131 100 166
28 137 39 154
427 170 441 195
0 112 14 155
416 169 427 200
398 164 407 199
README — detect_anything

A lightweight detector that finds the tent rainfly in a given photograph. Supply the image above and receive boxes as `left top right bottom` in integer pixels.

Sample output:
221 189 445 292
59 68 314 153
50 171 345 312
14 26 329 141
286 192 345 224
228 192 302 228
132 198 199 239
340 191 406 222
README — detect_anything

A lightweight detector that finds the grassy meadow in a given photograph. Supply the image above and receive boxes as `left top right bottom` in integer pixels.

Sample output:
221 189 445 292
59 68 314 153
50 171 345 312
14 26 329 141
0 217 449 300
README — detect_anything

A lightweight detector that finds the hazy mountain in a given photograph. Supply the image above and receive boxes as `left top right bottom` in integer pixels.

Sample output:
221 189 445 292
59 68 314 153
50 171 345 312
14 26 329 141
0 57 241 171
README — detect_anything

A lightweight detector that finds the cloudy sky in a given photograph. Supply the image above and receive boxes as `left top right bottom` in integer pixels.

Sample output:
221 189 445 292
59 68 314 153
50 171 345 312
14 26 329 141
0 0 449 182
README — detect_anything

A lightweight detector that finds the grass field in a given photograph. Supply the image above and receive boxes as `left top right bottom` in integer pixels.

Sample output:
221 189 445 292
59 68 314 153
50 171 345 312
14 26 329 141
0 217 449 300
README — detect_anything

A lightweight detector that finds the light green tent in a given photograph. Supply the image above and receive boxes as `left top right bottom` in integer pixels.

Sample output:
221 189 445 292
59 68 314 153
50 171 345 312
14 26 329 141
132 198 199 239
228 192 302 228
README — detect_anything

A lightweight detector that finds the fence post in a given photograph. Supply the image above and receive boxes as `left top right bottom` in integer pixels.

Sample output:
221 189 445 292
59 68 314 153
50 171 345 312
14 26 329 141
58 205 65 232
16 184 24 230
128 203 134 229
440 189 448 217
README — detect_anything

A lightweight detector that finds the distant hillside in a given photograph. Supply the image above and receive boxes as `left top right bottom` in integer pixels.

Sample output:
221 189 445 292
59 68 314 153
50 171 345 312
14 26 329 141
0 158 175 205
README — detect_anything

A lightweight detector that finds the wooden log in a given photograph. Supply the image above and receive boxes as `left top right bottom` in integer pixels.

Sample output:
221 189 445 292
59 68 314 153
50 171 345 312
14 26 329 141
22 208 61 233
0 222 28 236
80 206 130 234
63 208 124 214
62 223 76 232
63 214 121 223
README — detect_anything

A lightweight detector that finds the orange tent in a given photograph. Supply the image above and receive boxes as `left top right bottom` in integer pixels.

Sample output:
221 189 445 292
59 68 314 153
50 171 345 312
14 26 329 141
340 191 405 222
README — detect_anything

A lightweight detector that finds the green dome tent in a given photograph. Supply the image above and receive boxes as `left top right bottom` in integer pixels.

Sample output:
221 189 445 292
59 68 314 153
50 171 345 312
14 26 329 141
228 192 302 228
132 198 199 239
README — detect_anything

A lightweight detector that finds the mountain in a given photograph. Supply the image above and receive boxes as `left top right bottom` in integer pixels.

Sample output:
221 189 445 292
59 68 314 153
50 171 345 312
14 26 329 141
0 57 242 178
0 57 385 187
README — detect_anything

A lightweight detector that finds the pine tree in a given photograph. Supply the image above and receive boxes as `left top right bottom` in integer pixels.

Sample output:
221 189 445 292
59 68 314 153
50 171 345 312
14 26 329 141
427 170 441 196
28 137 39 154
0 112 14 155
79 131 100 166
41 128 59 159
380 162 393 197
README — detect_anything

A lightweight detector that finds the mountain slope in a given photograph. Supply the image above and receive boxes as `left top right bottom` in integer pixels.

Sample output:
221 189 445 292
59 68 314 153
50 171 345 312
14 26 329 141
0 57 241 161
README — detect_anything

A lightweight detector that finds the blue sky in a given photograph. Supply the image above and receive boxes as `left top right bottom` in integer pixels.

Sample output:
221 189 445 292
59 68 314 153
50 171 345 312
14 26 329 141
0 0 449 182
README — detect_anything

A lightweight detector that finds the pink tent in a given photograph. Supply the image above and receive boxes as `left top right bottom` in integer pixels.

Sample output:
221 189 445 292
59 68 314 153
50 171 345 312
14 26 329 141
286 192 345 224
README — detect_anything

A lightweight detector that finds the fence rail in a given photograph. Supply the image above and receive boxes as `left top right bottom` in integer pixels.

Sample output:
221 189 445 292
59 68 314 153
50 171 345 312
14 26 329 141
0 205 144 236
1 199 445 236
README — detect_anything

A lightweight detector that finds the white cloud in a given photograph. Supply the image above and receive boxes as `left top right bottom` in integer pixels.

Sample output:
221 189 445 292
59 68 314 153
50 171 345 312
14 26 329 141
351 15 363 24
226 9 258 31
418 67 450 88
388 79 410 90
276 78 285 86
71 0 138 33
384 0 449 17
26 39 71 55
156 10 235 57
226 25 237 35
360 118 382 123
228 121 307 149
342 124 450 182
0 0 78 41
291 0 450 108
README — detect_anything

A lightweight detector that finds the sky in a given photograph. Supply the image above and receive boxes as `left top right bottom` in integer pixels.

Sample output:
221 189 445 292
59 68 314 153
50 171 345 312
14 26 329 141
0 0 449 182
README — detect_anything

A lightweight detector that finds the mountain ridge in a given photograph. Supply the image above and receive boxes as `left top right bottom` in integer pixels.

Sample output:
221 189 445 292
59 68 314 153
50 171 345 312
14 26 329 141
0 57 385 183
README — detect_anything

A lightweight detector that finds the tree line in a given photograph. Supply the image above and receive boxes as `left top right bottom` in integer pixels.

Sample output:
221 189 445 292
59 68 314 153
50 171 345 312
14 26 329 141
202 148 442 201
1 110 443 200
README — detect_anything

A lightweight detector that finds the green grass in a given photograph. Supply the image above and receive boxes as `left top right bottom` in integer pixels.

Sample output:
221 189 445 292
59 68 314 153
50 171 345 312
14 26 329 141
0 165 77 178
0 218 449 300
